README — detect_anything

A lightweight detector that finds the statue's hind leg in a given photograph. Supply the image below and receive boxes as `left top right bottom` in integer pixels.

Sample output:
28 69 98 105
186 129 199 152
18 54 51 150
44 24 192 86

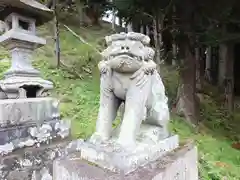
145 105 170 139
144 71 170 139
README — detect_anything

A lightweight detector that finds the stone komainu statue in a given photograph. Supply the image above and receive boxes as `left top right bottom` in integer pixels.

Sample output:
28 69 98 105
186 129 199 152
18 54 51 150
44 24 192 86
91 32 170 147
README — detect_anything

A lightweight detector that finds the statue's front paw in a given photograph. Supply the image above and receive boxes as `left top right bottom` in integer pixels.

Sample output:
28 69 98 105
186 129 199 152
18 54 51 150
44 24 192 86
117 137 136 150
142 61 157 75
100 66 109 74
142 66 155 75
89 133 108 145
98 61 109 74
130 68 150 87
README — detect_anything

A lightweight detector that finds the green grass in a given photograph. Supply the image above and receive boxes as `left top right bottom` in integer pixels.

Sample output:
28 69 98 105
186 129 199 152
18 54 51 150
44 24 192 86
170 116 240 180
0 22 240 179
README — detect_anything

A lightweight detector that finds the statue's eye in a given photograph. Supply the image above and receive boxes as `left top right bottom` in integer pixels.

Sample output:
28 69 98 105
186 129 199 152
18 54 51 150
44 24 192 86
126 46 130 50
121 46 124 50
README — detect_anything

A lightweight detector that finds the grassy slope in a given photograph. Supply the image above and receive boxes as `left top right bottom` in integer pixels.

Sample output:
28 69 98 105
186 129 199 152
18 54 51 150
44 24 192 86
0 22 239 179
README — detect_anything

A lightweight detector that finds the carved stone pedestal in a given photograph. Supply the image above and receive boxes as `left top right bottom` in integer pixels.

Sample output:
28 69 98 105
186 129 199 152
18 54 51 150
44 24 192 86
0 1 72 179
0 97 71 179
0 139 71 180
51 123 200 180
53 143 198 180
0 97 71 155
0 98 58 127
65 134 179 175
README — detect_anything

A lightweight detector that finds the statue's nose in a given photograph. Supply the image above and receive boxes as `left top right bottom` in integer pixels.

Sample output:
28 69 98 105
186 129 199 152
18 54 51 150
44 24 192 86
121 46 130 51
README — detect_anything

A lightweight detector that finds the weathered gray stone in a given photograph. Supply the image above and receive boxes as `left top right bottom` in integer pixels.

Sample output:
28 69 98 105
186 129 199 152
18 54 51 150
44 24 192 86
0 0 53 26
0 98 59 127
53 143 198 180
52 32 197 180
72 32 178 176
0 11 53 98
0 96 70 154
0 118 71 154
0 0 70 157
66 134 179 175
0 1 71 179
0 140 71 180
93 32 170 148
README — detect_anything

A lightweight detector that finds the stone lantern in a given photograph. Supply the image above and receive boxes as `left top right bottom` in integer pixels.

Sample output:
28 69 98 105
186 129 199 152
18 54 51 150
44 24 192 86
0 0 54 99
0 0 70 157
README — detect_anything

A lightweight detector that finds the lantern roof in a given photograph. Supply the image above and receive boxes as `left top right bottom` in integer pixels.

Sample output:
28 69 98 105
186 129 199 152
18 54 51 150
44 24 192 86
0 0 53 26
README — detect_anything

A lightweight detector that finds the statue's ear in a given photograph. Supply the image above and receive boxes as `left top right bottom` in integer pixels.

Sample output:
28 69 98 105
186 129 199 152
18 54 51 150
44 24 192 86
101 45 115 61
144 47 155 61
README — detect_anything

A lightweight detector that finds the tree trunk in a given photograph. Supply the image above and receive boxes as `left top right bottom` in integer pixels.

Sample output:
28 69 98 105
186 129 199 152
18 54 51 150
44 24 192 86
148 24 155 47
119 16 123 27
140 21 145 34
195 46 202 90
153 19 160 63
199 46 205 90
86 4 100 25
176 35 199 126
46 0 53 8
112 9 116 31
146 25 150 36
153 13 163 64
224 43 234 112
172 41 177 65
143 25 147 35
205 46 211 82
126 22 133 32
53 0 60 68
76 1 85 26
140 25 144 34
218 43 228 87
218 24 228 87
132 20 141 32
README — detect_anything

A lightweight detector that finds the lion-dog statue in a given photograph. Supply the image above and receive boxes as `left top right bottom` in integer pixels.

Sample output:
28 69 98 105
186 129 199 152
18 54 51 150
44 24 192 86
91 32 170 148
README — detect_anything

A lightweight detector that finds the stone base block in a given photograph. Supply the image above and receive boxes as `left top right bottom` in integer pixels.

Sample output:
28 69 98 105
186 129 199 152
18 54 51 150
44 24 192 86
0 139 71 180
0 118 70 152
0 97 71 154
0 97 59 127
64 135 179 175
53 143 198 180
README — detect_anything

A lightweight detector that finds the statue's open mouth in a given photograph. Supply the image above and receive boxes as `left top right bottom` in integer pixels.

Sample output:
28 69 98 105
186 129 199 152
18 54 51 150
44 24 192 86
106 51 143 72
110 52 142 62
116 52 135 59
